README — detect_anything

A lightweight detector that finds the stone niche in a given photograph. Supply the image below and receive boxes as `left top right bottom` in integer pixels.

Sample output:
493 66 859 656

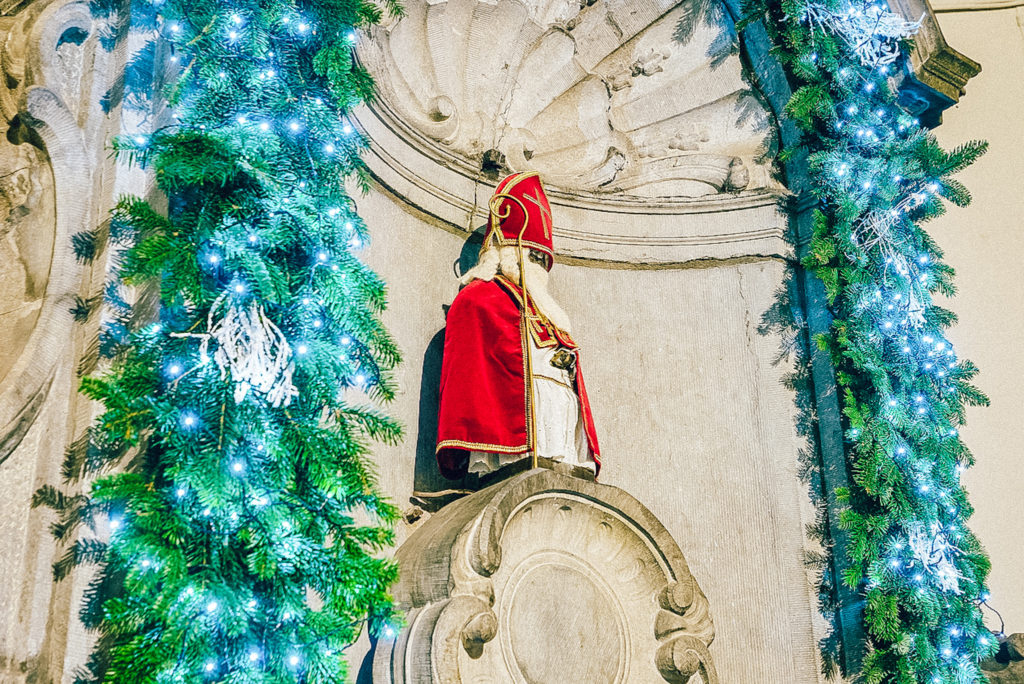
372 468 719 684
351 0 826 681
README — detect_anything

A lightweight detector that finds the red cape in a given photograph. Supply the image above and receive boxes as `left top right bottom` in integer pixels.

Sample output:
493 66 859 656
436 276 600 479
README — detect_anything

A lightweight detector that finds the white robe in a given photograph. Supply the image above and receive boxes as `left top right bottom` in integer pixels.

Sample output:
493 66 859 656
467 339 596 475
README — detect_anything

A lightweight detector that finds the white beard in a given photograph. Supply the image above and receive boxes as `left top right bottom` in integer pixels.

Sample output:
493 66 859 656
459 245 573 333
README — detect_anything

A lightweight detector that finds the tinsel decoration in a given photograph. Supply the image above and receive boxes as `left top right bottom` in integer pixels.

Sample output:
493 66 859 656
801 2 922 66
907 523 963 595
174 294 299 407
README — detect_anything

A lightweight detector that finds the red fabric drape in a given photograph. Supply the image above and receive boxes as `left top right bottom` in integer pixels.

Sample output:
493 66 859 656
435 277 600 479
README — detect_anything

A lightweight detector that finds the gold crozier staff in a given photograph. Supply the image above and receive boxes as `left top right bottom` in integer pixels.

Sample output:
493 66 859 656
488 191 540 469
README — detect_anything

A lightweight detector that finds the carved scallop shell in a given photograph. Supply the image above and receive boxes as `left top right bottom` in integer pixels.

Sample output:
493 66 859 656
360 0 778 198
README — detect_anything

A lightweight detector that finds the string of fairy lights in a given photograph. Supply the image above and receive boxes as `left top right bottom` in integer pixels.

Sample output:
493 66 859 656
52 0 405 678
777 1 999 680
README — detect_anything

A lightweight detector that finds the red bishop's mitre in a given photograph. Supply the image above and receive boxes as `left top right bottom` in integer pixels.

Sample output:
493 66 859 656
485 172 555 270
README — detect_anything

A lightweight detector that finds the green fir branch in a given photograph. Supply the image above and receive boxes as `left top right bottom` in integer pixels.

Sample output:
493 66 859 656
37 0 404 680
741 0 997 681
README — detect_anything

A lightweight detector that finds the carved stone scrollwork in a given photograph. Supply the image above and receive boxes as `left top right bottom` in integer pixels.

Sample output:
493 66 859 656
373 468 719 684
354 0 791 266
359 0 778 199
982 633 1024 684
0 0 100 465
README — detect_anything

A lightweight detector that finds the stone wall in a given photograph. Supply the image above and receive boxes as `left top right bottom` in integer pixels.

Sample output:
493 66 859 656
0 0 1016 680
355 183 831 681
931 6 1024 634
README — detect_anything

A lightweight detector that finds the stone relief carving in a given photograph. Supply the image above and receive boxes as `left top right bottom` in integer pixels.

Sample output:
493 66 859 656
982 633 1024 684
359 0 778 200
0 132 56 388
373 468 719 684
0 0 100 465
353 0 792 266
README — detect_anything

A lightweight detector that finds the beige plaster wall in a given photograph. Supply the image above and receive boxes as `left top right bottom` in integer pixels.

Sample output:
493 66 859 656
358 185 830 682
930 10 1024 633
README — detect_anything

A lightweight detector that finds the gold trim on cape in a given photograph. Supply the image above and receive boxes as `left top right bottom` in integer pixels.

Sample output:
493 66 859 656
436 439 530 455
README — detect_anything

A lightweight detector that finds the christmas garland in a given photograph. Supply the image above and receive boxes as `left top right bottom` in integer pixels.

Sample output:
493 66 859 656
35 0 403 680
740 0 996 681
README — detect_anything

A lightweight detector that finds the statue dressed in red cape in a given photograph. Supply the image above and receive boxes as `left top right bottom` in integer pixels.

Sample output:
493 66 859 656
435 172 600 480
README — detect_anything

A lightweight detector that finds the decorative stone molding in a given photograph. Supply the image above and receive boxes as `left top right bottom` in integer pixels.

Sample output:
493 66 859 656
373 468 719 684
354 0 792 266
0 0 100 465
888 0 982 126
930 0 1024 8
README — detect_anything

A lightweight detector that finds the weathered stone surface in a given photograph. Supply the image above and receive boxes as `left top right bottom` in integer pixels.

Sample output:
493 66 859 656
887 0 981 126
981 633 1024 684
373 467 718 684
0 0 92 468
1010 634 1024 660
359 0 779 200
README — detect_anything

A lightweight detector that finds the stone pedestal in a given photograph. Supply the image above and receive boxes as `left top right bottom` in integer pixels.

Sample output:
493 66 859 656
373 468 718 684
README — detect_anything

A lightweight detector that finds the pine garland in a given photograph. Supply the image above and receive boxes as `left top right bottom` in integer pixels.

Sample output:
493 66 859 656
740 0 996 681
35 0 404 680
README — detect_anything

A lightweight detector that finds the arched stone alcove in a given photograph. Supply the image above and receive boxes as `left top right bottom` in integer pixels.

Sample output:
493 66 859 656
350 3 985 679
350 1 832 682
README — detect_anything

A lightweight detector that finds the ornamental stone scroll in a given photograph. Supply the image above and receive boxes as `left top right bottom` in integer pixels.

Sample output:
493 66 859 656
0 0 103 466
372 468 719 684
